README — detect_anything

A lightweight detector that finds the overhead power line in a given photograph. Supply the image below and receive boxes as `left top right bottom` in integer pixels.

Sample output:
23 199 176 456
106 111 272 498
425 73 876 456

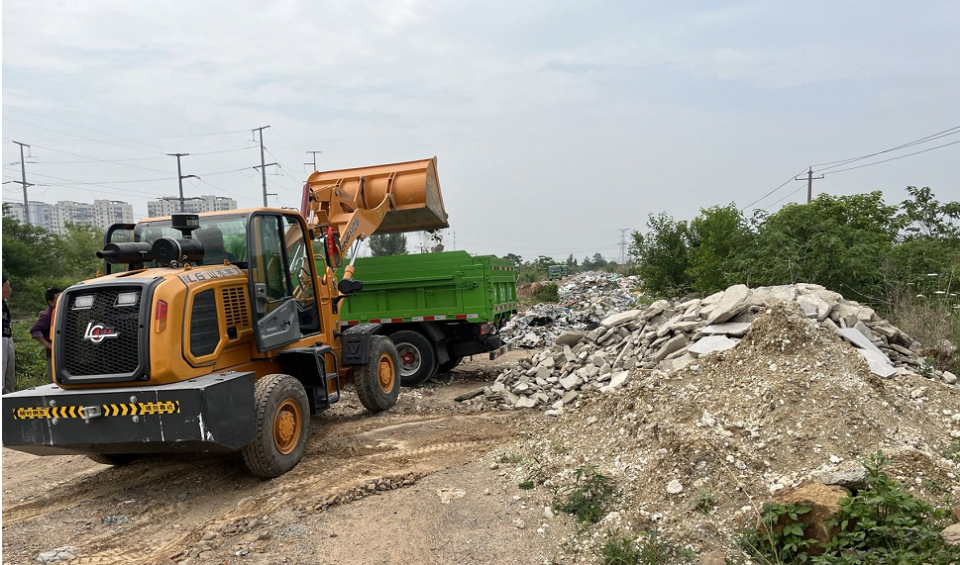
812 125 960 170
821 138 960 176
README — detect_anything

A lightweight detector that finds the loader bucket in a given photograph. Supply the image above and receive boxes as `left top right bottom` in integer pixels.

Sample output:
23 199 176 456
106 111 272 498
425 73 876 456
302 156 449 233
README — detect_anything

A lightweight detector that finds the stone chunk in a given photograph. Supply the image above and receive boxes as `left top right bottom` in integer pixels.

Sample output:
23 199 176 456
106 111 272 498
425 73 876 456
559 375 582 390
560 390 579 405
943 371 958 385
771 484 848 554
942 523 960 546
688 335 739 358
555 331 586 347
705 284 749 325
797 294 831 321
810 467 868 491
642 299 670 319
515 396 538 409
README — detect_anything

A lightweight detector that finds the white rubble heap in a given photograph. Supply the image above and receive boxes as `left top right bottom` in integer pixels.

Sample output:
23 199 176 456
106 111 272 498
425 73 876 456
502 272 641 348
475 282 957 412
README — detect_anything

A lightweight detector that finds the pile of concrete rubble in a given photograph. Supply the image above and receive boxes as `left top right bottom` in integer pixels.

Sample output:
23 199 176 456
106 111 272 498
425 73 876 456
473 282 957 411
501 272 641 348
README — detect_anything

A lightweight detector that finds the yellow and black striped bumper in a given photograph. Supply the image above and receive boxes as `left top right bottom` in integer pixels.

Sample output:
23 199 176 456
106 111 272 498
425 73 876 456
2 372 255 456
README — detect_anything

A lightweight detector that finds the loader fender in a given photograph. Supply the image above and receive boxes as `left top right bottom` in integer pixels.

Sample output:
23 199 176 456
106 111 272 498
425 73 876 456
339 323 383 366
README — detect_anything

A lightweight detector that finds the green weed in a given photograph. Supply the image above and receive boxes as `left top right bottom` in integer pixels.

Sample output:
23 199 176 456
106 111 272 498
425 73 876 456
554 465 616 524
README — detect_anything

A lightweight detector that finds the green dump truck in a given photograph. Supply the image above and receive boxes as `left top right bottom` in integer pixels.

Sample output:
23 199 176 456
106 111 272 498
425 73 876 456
548 264 569 280
338 251 518 386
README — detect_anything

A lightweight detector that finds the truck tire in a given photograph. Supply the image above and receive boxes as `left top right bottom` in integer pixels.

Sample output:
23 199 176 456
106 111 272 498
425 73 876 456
354 335 401 412
87 453 140 466
437 356 463 374
241 374 310 479
390 330 438 386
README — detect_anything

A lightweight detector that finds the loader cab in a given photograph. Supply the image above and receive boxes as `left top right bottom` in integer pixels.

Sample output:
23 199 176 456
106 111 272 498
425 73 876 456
120 211 323 354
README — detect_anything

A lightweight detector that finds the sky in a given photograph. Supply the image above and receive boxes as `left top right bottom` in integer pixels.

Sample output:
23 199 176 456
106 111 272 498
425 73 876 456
2 0 959 261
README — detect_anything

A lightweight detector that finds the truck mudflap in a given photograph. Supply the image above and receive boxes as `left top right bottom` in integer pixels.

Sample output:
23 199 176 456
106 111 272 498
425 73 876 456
2 371 255 457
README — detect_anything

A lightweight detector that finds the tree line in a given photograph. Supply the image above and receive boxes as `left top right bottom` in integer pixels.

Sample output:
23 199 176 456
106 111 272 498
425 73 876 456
2 211 104 317
629 187 959 302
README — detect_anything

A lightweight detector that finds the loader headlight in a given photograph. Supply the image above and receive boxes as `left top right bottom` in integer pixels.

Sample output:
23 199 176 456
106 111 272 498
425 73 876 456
116 292 139 307
73 295 95 310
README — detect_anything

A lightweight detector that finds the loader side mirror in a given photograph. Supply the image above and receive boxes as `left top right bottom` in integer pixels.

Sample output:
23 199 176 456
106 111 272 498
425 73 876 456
337 278 363 296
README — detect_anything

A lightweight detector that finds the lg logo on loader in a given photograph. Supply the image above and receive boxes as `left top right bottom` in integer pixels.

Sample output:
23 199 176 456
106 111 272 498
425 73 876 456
83 322 119 344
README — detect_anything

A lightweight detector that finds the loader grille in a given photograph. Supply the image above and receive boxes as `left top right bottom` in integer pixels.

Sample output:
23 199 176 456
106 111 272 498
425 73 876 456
190 289 220 357
60 287 145 380
221 285 250 329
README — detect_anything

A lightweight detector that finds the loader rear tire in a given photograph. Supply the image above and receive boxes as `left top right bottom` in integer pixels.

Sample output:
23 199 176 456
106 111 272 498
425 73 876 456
242 374 310 479
87 453 140 466
355 335 401 413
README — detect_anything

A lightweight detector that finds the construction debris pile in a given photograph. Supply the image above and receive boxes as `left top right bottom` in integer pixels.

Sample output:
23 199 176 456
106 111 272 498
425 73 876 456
471 282 957 412
502 301 960 556
502 272 641 348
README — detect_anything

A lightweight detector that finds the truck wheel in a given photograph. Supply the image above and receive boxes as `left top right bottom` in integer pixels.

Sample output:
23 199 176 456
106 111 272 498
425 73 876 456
87 454 139 466
437 356 463 374
355 335 401 412
390 330 438 386
241 374 310 479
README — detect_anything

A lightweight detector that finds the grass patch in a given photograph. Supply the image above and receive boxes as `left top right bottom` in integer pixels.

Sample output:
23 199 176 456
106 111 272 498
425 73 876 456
598 530 695 565
554 465 617 524
496 452 523 465
691 490 718 515
518 480 535 490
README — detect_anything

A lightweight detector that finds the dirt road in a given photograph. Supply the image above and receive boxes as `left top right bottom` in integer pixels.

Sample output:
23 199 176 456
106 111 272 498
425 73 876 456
2 352 569 565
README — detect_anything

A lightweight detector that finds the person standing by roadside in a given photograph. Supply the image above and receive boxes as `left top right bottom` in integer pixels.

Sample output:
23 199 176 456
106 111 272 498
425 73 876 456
2 276 15 394
30 287 60 383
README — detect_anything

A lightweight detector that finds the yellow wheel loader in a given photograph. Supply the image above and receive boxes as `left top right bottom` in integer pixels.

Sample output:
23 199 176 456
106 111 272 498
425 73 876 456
2 157 448 478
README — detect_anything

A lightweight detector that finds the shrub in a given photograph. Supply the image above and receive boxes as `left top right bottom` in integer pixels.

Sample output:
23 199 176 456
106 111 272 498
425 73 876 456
555 465 616 524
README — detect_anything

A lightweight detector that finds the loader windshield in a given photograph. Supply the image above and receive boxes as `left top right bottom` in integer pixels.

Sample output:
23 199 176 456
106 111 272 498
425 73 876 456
135 214 249 266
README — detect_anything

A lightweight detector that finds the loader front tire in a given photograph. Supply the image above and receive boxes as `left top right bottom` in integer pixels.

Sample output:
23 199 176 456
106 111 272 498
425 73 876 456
242 374 310 479
87 453 140 466
355 335 401 413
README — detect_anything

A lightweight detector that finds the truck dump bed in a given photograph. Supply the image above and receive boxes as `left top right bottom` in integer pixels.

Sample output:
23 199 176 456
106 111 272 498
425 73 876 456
339 251 518 327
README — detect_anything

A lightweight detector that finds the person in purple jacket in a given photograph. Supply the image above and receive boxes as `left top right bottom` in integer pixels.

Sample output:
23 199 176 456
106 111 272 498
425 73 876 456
30 287 60 383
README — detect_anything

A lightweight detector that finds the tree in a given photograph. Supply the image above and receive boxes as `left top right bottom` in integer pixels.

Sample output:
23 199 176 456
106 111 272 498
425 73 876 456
630 213 692 296
685 204 753 294
368 233 408 256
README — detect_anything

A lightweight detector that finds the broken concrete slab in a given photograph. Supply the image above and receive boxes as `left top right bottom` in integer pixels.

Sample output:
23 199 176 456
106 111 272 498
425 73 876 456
837 328 884 355
700 322 752 337
689 335 740 358
653 334 687 362
857 348 897 378
600 309 643 328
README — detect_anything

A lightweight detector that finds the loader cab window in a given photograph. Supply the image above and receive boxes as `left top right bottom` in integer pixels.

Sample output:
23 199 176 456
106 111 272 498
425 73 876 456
134 215 248 267
248 213 321 352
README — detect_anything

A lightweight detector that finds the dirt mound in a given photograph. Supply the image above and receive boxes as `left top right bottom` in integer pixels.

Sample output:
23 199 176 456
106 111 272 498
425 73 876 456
512 303 960 557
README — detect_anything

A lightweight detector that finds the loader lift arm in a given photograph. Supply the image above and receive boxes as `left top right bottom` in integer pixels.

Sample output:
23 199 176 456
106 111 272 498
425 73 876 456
299 156 449 278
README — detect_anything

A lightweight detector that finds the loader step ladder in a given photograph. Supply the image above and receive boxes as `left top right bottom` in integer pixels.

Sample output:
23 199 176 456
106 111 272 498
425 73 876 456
277 346 341 414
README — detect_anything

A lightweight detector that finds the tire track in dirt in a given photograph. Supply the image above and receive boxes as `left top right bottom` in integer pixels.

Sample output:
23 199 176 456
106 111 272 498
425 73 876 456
2 409 523 565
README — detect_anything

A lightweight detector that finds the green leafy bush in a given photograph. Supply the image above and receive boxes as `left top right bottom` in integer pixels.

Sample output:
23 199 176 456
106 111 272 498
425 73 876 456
598 530 695 565
12 321 49 390
739 452 959 565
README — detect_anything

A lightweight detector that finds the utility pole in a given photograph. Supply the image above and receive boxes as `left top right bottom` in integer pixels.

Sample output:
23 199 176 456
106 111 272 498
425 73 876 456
168 153 200 212
618 228 629 265
11 141 34 224
795 167 824 204
252 126 276 206
304 150 323 172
